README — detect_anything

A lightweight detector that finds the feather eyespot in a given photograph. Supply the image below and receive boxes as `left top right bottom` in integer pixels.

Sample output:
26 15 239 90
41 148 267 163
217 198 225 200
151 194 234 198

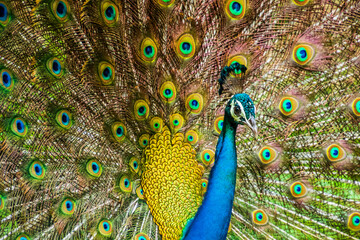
101 0 119 26
225 0 246 20
60 198 76 215
139 134 150 148
351 98 360 116
11 117 28 137
135 233 150 240
47 57 64 78
0 69 14 90
185 130 198 145
136 186 144 199
292 44 315 65
290 182 307 198
51 0 70 22
56 110 72 129
201 149 215 165
98 61 115 85
157 0 175 7
111 122 126 142
227 55 247 77
150 117 163 132
29 160 46 180
140 38 157 62
98 219 113 236
325 144 346 162
214 116 224 134
129 157 140 173
185 93 204 114
119 176 132 192
258 146 278 165
175 33 196 59
252 209 268 225
159 81 176 103
170 113 184 131
86 159 102 178
134 100 150 120
0 194 5 210
279 97 299 116
292 0 309 6
201 179 208 195
0 2 10 26
15 234 31 240
348 212 360 231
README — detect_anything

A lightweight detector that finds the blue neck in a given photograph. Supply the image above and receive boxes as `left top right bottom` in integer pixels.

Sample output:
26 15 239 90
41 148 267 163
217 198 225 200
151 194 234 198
183 116 238 240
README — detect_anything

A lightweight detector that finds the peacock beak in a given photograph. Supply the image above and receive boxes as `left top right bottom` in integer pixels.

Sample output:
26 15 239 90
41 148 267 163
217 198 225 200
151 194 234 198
245 115 257 137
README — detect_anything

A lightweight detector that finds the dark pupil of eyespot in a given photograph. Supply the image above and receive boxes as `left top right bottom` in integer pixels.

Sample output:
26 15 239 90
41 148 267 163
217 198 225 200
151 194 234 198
103 67 111 78
57 2 65 15
17 121 23 130
220 122 223 126
355 218 360 224
182 42 191 51
3 73 9 84
333 149 338 156
92 163 98 171
174 120 179 124
154 123 159 127
105 6 114 18
53 61 59 72
116 127 122 135
140 189 143 194
66 202 71 209
191 100 198 106
258 214 263 220
139 106 145 113
134 162 137 168
145 46 153 55
62 113 68 123
296 186 301 192
300 49 307 58
124 180 129 186
285 102 291 109
143 140 147 145
35 165 40 174
165 89 171 95
189 136 193 140
232 2 241 11
0 5 5 18
206 154 210 159
265 151 270 158
104 223 109 230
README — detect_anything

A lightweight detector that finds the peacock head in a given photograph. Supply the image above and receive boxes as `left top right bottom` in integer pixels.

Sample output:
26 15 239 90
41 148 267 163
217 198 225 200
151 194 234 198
226 93 257 135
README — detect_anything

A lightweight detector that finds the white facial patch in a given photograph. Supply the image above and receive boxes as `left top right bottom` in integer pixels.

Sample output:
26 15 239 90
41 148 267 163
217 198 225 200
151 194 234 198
230 99 246 122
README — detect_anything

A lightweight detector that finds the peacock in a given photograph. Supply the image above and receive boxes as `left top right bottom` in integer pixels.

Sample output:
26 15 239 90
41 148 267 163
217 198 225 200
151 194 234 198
0 0 360 240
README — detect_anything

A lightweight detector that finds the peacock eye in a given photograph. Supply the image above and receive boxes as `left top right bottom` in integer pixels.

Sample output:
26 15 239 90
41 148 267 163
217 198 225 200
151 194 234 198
11 117 28 137
234 105 241 115
279 97 299 116
292 44 315 65
185 130 199 145
252 209 268 225
134 100 150 120
0 2 10 26
15 234 31 240
139 134 150 148
29 160 46 180
292 0 309 6
0 69 14 91
56 110 72 129
86 159 102 178
325 144 346 162
130 157 140 173
111 122 126 142
214 116 224 134
290 182 307 198
258 146 279 165
140 38 157 62
351 98 360 116
225 0 246 20
47 57 64 78
135 233 150 240
60 198 76 215
159 81 176 103
150 117 164 132
98 219 113 236
101 0 119 26
170 113 184 131
51 0 70 22
348 212 360 231
185 93 204 114
98 61 115 85
175 33 196 59
119 176 132 192
201 149 215 165
201 179 208 195
136 186 144 199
